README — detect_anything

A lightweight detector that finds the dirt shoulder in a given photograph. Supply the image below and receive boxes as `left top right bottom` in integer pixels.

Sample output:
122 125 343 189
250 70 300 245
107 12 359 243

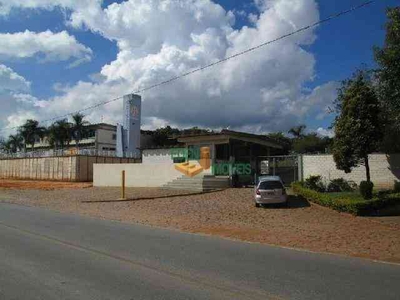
0 180 92 190
0 185 399 263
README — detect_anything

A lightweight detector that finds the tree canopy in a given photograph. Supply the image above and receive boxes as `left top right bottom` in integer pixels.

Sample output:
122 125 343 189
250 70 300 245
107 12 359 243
332 71 383 182
71 113 90 149
18 119 46 152
47 119 72 150
374 7 400 152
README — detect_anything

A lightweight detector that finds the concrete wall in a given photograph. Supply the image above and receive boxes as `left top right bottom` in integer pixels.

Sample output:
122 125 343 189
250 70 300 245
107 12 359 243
142 149 174 164
0 156 138 182
93 163 183 187
142 148 213 175
302 154 400 189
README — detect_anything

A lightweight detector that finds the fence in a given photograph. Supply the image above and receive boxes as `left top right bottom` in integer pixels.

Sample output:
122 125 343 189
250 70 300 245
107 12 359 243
256 155 299 186
254 154 400 189
0 148 140 159
0 155 139 182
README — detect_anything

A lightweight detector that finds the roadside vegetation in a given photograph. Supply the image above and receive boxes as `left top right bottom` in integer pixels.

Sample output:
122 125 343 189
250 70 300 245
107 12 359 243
292 175 400 216
0 113 89 153
293 7 400 208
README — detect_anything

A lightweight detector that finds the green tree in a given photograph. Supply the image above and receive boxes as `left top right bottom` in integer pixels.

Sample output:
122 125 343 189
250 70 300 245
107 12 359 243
332 71 383 183
266 132 292 155
71 113 89 150
0 137 10 154
1 134 23 153
8 134 24 153
292 133 331 154
47 119 72 150
374 7 400 152
18 119 46 152
288 125 306 138
182 127 212 136
153 126 180 146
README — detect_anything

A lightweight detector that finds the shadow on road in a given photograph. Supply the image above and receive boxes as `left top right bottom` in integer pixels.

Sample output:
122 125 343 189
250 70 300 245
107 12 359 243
258 195 311 209
81 189 226 203
288 195 311 208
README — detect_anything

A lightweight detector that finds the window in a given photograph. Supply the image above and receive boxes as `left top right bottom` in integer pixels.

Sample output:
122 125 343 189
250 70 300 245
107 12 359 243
86 130 95 138
173 157 186 163
216 144 229 160
112 134 117 140
258 181 283 190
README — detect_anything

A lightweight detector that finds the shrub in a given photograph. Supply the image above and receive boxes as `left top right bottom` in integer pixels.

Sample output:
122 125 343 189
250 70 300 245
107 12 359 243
360 181 374 200
327 178 356 192
304 175 325 192
394 181 400 193
292 182 400 216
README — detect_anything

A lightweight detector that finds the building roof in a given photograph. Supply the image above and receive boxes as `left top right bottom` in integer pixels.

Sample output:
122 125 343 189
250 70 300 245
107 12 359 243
176 129 283 149
87 123 117 129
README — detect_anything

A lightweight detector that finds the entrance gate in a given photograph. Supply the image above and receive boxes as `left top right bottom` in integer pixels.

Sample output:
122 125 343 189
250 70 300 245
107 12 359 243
256 155 300 186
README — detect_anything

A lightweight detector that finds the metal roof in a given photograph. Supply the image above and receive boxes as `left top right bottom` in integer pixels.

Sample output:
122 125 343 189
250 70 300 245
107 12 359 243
176 129 283 149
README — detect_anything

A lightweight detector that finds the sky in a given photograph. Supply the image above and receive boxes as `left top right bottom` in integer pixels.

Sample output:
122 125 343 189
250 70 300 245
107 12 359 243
0 0 397 138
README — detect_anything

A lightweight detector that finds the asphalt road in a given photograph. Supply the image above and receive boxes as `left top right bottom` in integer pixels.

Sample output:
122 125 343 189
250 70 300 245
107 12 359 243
0 203 399 300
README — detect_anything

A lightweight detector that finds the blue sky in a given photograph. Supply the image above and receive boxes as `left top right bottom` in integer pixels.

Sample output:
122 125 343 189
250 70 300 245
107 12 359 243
0 0 397 135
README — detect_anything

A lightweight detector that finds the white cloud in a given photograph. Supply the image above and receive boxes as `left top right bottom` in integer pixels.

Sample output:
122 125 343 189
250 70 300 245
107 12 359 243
1 0 337 134
0 0 100 16
0 30 92 66
0 65 40 136
0 64 31 92
295 81 339 120
5 111 39 132
12 93 48 108
316 127 334 138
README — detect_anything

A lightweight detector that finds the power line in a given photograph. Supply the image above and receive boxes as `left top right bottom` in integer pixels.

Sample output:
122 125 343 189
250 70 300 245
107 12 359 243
2 0 375 133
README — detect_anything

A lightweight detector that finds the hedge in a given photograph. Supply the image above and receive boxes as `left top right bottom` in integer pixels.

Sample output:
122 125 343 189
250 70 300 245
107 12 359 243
292 182 400 216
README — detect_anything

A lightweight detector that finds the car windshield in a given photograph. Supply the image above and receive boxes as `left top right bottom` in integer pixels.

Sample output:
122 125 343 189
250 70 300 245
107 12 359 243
258 181 283 190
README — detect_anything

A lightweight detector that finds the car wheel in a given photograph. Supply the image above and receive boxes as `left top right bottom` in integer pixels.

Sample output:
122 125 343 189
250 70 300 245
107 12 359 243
255 203 260 208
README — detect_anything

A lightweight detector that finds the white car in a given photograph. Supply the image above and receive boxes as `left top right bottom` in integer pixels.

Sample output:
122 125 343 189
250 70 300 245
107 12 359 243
254 176 288 207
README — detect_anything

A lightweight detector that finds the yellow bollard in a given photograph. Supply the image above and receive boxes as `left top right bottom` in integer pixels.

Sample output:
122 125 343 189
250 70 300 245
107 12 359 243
121 170 126 200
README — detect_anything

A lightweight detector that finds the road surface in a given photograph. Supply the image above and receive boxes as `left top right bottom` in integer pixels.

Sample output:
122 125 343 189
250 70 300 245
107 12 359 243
0 202 399 300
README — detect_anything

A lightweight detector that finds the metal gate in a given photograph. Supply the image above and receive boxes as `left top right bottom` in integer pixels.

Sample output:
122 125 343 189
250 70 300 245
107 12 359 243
256 155 300 186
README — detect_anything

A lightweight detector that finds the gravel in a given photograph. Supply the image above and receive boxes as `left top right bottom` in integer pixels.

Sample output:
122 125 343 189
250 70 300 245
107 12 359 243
1 185 400 263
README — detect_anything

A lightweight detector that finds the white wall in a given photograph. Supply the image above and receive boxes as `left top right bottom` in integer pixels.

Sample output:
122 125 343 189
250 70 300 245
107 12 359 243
142 149 174 164
96 127 117 150
302 154 400 189
93 163 183 187
142 148 214 174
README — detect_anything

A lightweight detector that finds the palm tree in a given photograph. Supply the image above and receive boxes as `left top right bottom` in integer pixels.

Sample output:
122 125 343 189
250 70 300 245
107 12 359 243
18 119 46 152
288 125 306 139
47 119 72 150
71 113 89 151
4 134 23 153
0 137 8 154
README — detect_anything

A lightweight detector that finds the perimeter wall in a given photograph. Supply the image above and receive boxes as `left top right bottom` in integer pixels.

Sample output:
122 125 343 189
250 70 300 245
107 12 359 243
0 156 139 182
302 154 400 189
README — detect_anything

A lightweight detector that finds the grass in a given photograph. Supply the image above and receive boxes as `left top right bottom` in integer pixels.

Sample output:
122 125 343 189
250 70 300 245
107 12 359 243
328 192 364 201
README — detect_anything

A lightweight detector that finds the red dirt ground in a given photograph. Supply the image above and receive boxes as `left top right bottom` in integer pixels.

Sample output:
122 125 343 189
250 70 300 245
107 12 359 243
0 180 92 190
